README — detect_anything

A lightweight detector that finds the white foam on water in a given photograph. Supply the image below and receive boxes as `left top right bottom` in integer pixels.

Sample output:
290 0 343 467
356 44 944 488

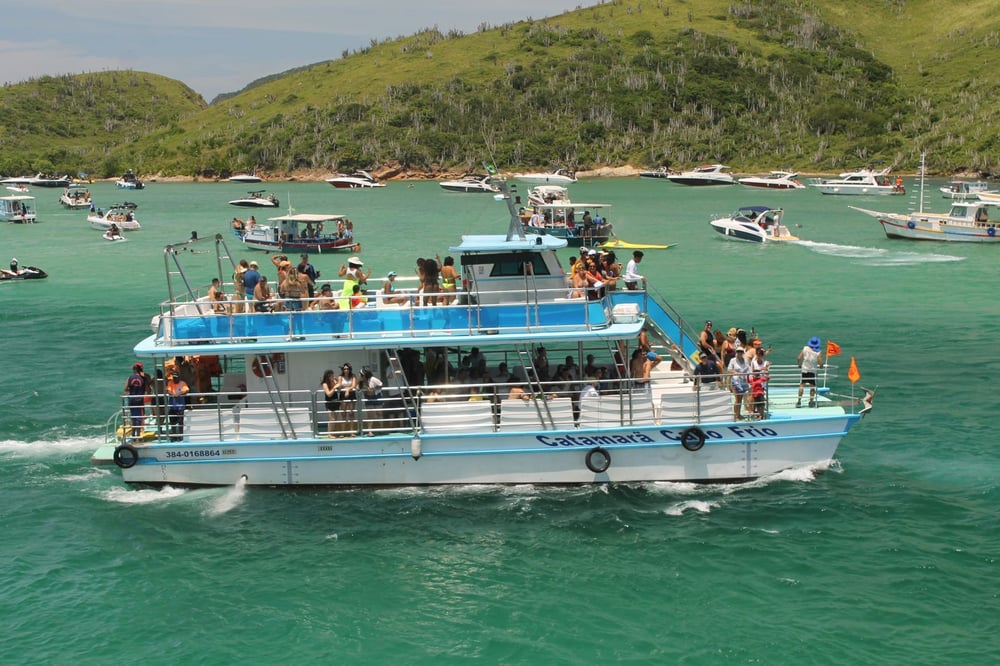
100 485 187 504
0 436 105 457
664 499 718 515
203 475 248 516
795 240 965 265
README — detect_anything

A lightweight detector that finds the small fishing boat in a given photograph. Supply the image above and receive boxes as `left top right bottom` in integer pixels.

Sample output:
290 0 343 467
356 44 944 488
940 180 990 199
235 212 359 254
709 206 799 243
325 170 386 189
89 202 140 231
228 190 280 208
523 202 615 248
850 154 1000 242
0 195 37 223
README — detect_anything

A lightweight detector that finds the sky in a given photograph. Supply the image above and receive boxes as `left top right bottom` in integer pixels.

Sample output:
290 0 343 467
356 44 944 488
3 1 584 101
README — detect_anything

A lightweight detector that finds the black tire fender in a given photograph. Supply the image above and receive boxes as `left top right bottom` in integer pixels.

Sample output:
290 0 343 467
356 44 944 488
113 444 139 469
585 447 611 474
680 426 706 452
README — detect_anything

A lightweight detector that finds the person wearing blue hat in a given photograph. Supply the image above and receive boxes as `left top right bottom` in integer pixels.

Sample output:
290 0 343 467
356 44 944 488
796 336 824 408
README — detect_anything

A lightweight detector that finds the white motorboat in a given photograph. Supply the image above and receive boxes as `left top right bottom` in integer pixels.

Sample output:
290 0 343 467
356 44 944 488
228 190 280 208
59 188 92 208
439 174 499 193
977 191 1000 204
513 168 577 185
93 177 870 488
0 195 37 223
738 171 806 190
810 167 902 195
526 184 571 208
940 180 990 199
235 212 359 254
325 170 386 189
709 206 799 243
667 164 736 186
5 184 30 193
88 202 141 231
638 167 672 179
228 174 263 183
1 173 71 188
115 170 144 190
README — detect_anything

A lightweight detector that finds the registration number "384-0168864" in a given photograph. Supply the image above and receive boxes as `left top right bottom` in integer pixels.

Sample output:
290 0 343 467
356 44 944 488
163 449 229 459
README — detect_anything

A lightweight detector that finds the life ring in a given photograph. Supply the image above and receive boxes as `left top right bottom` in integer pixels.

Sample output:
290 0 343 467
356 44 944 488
989 226 996 237
113 444 139 469
585 447 611 474
907 220 916 229
679 426 706 452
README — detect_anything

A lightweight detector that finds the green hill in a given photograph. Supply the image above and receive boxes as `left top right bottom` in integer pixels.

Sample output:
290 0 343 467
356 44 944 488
2 0 998 178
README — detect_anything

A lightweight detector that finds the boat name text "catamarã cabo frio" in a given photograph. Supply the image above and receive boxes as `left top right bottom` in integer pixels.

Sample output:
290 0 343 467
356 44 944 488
536 425 779 448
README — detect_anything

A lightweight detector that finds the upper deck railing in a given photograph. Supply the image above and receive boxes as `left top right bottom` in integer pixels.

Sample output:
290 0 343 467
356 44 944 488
155 281 631 347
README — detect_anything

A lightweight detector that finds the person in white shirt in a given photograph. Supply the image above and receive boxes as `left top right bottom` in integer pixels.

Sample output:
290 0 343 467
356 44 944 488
623 250 644 290
728 348 751 420
797 337 824 408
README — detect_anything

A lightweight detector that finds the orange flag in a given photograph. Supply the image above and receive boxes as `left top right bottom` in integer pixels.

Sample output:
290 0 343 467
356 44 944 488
848 357 861 383
826 341 842 357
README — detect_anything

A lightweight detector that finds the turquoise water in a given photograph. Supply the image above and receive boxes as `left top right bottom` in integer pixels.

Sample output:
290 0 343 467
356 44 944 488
1 179 996 663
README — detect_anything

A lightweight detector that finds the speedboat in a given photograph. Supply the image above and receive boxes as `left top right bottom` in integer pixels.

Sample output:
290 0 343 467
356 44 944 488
638 167 672 179
0 195 37 223
94 177 870 488
235 212 359 254
439 175 499 193
738 171 806 190
667 164 736 186
1 173 71 188
88 202 141 231
228 190 280 208
0 260 46 281
940 180 990 199
977 191 1000 204
526 185 571 207
228 174 263 183
115 170 144 190
709 206 799 243
513 168 577 185
5 184 30 193
810 167 901 195
523 201 615 247
59 188 92 208
325 170 386 189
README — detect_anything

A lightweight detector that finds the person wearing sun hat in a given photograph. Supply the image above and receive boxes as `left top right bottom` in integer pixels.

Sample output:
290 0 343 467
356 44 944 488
796 336 825 408
337 255 371 308
381 270 408 305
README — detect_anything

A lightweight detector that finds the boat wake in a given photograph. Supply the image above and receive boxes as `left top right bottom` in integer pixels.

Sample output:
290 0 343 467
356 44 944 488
795 240 965 265
101 485 187 504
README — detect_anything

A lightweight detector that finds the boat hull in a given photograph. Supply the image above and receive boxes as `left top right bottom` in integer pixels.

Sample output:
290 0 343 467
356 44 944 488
236 231 358 254
229 199 279 207
110 416 856 487
667 177 734 186
439 183 497 193
879 218 1000 242
813 184 897 195
739 180 804 190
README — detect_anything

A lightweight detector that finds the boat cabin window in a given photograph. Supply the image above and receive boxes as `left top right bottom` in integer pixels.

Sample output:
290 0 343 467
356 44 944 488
460 252 552 277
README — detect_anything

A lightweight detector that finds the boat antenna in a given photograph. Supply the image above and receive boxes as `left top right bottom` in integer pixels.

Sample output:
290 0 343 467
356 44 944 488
483 162 526 242
917 152 926 214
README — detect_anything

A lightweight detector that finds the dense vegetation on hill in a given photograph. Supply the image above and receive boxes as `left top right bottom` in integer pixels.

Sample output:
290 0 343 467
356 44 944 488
1 0 998 178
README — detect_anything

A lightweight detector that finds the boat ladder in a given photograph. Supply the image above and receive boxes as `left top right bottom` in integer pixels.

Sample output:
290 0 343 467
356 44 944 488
386 350 420 433
251 353 298 439
515 344 555 427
